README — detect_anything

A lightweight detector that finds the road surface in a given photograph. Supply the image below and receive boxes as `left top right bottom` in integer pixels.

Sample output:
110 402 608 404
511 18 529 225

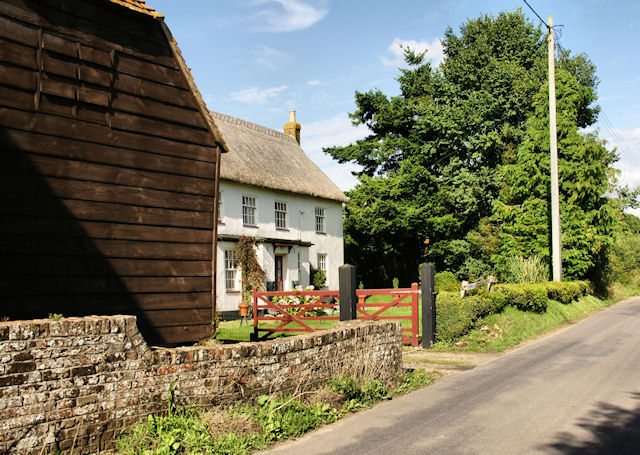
262 297 640 454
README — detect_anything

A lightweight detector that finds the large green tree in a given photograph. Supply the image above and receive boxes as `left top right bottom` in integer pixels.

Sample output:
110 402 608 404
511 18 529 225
327 10 608 286
493 69 617 281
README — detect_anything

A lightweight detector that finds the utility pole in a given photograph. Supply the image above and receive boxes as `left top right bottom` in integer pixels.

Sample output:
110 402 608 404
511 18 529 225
548 14 562 281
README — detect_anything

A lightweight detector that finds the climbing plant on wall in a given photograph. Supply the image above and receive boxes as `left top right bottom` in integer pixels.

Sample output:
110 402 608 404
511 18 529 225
237 236 266 304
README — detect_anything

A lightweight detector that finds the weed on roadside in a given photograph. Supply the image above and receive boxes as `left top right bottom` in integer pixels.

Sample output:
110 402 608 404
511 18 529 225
115 367 438 455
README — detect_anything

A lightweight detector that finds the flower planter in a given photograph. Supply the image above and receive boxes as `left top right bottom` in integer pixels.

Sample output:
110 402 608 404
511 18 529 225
238 302 250 317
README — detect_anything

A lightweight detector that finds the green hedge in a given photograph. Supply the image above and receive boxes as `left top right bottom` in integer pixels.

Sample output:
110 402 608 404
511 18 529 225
492 283 548 313
434 271 460 292
544 280 589 304
435 292 483 342
434 280 591 342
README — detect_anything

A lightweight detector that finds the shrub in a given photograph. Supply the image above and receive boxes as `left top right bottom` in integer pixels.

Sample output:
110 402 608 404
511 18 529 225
434 271 460 292
504 255 549 283
272 285 323 316
544 280 590 304
435 292 485 342
310 267 326 289
392 277 399 289
492 283 548 313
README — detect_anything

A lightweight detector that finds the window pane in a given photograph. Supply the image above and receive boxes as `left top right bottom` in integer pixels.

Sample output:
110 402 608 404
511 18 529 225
317 253 327 273
225 250 237 290
275 201 287 228
315 207 325 233
243 196 256 225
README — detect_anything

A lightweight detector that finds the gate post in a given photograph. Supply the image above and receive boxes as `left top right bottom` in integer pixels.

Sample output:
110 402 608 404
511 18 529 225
421 264 436 349
339 264 357 321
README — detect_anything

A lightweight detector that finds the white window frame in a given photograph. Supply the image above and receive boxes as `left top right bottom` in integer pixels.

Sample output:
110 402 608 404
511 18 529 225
317 253 327 275
225 249 238 291
275 201 288 229
242 195 256 226
315 207 325 233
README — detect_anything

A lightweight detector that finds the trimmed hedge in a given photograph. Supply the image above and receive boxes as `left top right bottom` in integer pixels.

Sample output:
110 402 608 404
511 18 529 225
544 280 589 304
492 283 548 313
434 280 591 342
434 271 460 292
435 292 484 342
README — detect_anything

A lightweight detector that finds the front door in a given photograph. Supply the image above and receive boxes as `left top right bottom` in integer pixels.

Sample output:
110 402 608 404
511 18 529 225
275 255 284 291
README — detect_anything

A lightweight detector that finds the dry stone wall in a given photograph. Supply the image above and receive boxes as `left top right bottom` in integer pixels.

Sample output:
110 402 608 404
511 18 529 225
0 315 402 454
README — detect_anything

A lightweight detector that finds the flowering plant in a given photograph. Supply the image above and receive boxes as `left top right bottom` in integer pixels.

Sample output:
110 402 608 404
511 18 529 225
274 285 326 316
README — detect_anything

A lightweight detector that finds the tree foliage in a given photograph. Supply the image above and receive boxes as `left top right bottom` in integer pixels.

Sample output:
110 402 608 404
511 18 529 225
326 9 619 287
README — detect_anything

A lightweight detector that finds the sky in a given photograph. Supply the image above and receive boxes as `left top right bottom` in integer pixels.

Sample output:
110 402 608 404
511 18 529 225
149 0 640 196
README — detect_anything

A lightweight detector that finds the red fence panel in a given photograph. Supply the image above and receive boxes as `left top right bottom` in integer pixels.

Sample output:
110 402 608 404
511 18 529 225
253 283 420 346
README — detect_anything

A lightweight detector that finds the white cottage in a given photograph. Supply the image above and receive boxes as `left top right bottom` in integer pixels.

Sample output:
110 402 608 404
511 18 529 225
212 111 348 312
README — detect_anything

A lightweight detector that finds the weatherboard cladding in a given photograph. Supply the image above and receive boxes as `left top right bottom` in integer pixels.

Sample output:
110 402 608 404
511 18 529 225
0 0 222 344
212 111 349 203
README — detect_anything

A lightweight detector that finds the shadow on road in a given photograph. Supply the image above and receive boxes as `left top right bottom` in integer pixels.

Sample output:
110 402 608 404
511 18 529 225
543 391 640 454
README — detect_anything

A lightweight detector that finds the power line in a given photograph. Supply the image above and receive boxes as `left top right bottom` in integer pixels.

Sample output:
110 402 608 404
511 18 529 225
522 0 548 28
599 111 640 169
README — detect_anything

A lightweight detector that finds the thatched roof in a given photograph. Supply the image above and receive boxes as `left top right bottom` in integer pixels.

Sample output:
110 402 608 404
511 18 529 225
211 111 348 203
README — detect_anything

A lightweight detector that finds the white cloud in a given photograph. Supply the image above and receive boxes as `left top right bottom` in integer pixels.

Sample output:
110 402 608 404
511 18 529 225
301 114 369 191
252 0 328 32
605 126 640 188
229 85 288 104
380 38 445 68
307 80 321 86
253 45 288 70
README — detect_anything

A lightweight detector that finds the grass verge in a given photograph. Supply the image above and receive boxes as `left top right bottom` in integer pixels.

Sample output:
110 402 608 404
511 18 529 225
434 295 613 352
116 369 440 454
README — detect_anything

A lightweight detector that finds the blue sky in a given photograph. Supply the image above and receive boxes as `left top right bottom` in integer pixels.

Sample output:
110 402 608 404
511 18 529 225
150 0 640 194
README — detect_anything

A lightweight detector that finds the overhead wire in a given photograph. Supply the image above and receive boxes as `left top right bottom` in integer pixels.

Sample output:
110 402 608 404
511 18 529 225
599 110 640 169
522 1 640 176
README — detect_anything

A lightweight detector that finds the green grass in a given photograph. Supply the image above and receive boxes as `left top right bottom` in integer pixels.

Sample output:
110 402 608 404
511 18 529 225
215 319 338 343
435 295 613 352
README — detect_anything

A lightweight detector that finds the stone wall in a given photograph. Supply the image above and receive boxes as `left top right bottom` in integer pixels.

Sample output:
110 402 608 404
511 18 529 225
0 315 402 454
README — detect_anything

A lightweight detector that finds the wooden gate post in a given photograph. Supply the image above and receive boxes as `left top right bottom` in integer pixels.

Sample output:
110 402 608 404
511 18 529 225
339 264 357 321
421 263 436 349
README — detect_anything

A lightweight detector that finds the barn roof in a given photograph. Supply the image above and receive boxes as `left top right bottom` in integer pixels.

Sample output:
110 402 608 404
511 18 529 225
109 0 163 18
211 111 348 203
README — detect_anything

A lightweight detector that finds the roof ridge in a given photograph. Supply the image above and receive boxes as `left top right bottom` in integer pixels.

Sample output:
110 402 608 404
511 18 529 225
109 0 163 17
210 111 297 145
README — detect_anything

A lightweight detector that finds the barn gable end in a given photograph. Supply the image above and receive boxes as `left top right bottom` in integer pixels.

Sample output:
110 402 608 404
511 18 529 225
0 0 223 344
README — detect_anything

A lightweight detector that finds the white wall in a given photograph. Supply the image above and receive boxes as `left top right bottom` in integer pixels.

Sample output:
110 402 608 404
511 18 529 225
216 181 344 312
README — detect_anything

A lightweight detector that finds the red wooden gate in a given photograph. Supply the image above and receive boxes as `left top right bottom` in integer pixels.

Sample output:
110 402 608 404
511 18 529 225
356 283 419 346
253 283 420 346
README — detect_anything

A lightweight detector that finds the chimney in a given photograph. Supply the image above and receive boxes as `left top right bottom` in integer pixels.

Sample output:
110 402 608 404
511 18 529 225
284 110 301 145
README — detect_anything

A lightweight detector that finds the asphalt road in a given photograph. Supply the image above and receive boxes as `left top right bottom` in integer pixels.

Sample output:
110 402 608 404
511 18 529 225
263 297 640 455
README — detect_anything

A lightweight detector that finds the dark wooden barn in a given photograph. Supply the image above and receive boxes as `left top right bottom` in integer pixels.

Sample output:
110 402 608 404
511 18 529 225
0 0 228 344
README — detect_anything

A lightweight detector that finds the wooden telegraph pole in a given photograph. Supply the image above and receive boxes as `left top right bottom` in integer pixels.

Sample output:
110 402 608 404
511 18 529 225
548 14 562 281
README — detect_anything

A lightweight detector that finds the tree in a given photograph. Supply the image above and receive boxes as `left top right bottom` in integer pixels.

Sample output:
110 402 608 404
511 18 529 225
326 9 607 285
493 69 617 280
